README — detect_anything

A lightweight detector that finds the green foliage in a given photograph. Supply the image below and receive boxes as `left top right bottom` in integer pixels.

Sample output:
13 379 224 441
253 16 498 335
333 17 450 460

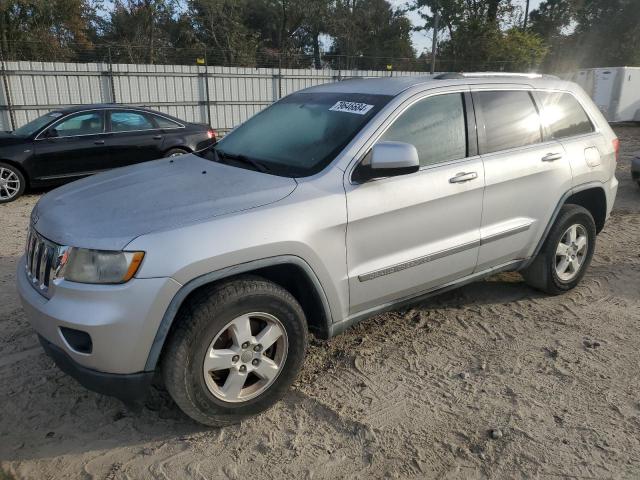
436 20 546 71
0 0 100 61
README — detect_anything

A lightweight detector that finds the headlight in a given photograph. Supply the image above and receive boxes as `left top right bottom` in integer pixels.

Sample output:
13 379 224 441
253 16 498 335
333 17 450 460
59 248 145 284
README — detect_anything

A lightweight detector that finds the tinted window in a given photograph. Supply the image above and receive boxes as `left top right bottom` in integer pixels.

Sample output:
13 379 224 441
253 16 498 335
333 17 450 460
474 91 542 153
380 93 467 167
110 111 155 132
538 92 594 139
14 112 63 137
205 92 391 177
52 112 104 136
154 115 182 128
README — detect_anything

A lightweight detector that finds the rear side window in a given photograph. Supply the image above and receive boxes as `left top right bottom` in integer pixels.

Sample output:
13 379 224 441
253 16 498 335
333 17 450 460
380 93 467 167
473 91 542 154
538 92 594 139
153 115 182 129
110 111 155 132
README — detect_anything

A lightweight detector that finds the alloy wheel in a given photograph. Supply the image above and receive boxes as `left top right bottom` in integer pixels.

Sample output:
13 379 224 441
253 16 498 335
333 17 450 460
0 167 20 201
202 312 288 403
555 224 588 282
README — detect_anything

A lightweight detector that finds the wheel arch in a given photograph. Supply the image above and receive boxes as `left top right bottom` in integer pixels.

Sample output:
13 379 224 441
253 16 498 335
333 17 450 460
522 182 608 269
144 255 333 371
0 159 30 186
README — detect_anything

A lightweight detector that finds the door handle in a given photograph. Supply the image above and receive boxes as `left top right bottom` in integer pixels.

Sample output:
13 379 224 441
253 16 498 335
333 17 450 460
94 140 105 145
542 152 563 162
152 135 163 140
449 171 478 183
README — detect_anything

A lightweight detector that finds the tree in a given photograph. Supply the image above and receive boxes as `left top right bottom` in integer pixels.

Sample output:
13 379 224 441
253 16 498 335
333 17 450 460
99 0 183 64
187 0 258 66
329 0 415 69
0 0 99 61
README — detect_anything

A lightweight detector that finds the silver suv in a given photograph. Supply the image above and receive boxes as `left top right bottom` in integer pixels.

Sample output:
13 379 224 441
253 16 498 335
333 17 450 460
18 73 619 426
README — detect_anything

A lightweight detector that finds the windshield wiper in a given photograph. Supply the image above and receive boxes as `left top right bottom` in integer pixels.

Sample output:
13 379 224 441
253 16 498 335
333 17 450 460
211 147 270 173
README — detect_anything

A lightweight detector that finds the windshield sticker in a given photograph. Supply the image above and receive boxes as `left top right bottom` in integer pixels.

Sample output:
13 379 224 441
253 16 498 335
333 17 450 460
329 101 374 115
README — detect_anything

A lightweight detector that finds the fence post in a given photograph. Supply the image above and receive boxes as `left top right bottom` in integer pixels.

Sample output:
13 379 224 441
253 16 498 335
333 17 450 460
278 53 282 99
0 45 15 131
107 46 117 103
203 50 212 127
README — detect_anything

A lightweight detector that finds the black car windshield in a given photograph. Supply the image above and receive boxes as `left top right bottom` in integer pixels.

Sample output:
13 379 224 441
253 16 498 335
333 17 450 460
12 112 64 137
200 92 392 177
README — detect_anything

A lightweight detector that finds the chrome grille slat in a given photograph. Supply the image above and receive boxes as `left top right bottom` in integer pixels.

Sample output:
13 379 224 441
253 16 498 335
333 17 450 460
24 228 60 298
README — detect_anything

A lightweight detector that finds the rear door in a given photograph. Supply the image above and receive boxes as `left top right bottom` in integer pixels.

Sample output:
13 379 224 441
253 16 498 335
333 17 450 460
472 89 573 271
107 110 165 166
345 90 485 314
535 90 611 187
32 110 109 181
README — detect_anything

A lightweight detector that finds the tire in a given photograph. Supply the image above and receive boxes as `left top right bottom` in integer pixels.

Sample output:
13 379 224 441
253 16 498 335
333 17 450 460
163 148 189 158
161 275 308 426
0 162 26 203
522 204 596 295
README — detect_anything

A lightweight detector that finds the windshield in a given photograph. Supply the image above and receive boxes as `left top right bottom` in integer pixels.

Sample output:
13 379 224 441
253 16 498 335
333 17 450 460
201 92 392 177
12 112 63 137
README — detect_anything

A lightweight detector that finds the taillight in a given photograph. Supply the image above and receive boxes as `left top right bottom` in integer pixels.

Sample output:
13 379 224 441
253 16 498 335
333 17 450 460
207 129 217 140
612 138 619 162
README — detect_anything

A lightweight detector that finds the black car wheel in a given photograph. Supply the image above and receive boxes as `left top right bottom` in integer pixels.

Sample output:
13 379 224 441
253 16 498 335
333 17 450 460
0 162 25 203
162 275 308 426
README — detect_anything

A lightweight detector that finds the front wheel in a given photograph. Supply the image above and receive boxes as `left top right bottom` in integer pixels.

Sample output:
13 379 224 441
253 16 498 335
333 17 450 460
0 162 25 203
522 204 596 295
162 276 308 426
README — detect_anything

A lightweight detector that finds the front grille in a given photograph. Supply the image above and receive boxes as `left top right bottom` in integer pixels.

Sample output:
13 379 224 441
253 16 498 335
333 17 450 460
25 228 62 297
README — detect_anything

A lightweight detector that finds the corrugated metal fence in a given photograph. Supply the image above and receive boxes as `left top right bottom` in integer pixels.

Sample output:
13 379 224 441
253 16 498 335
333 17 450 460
0 61 425 132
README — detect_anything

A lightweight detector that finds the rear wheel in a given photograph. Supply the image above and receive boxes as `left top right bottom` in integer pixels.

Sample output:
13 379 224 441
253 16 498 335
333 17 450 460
162 276 308 426
164 148 189 158
522 204 596 294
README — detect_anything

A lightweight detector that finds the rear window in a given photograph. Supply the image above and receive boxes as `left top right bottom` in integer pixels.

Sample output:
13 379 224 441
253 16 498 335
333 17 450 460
538 92 594 139
473 91 542 154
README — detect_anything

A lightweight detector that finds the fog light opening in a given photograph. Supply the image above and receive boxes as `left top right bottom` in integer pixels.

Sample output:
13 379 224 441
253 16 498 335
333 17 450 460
59 327 93 354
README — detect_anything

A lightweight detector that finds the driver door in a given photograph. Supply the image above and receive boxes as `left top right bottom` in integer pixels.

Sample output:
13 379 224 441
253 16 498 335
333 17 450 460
32 110 109 182
345 91 485 314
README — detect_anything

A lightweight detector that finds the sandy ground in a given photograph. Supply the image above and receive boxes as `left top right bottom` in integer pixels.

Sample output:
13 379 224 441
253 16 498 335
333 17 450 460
1 127 639 480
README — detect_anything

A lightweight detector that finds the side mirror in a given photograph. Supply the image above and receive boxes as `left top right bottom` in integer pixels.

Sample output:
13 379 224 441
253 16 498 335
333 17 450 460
354 141 420 182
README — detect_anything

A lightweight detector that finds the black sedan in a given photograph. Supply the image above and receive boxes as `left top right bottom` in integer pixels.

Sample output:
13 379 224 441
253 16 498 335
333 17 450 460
0 104 216 203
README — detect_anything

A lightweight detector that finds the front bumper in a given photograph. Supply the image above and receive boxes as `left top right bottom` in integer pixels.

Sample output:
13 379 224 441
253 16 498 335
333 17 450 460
17 256 182 375
38 334 154 404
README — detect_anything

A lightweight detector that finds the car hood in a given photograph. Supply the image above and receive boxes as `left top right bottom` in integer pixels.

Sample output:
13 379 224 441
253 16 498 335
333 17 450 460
32 154 297 250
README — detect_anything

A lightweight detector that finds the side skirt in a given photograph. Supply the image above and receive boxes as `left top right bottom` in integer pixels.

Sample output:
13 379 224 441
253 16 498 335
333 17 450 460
328 259 526 338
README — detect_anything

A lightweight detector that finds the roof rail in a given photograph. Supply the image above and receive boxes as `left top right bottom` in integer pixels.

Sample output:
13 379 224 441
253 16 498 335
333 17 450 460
434 72 559 80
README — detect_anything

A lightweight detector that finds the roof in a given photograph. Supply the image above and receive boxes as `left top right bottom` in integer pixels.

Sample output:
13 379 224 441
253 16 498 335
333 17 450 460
301 72 578 97
54 103 175 116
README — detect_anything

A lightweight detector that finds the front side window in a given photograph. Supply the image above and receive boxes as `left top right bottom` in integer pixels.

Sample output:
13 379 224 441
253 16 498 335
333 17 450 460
379 93 467 167
203 92 392 177
50 112 104 137
110 111 155 132
538 92 594 139
474 90 542 154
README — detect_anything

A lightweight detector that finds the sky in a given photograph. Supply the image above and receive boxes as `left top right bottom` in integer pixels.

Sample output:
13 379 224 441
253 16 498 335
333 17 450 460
391 0 545 54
